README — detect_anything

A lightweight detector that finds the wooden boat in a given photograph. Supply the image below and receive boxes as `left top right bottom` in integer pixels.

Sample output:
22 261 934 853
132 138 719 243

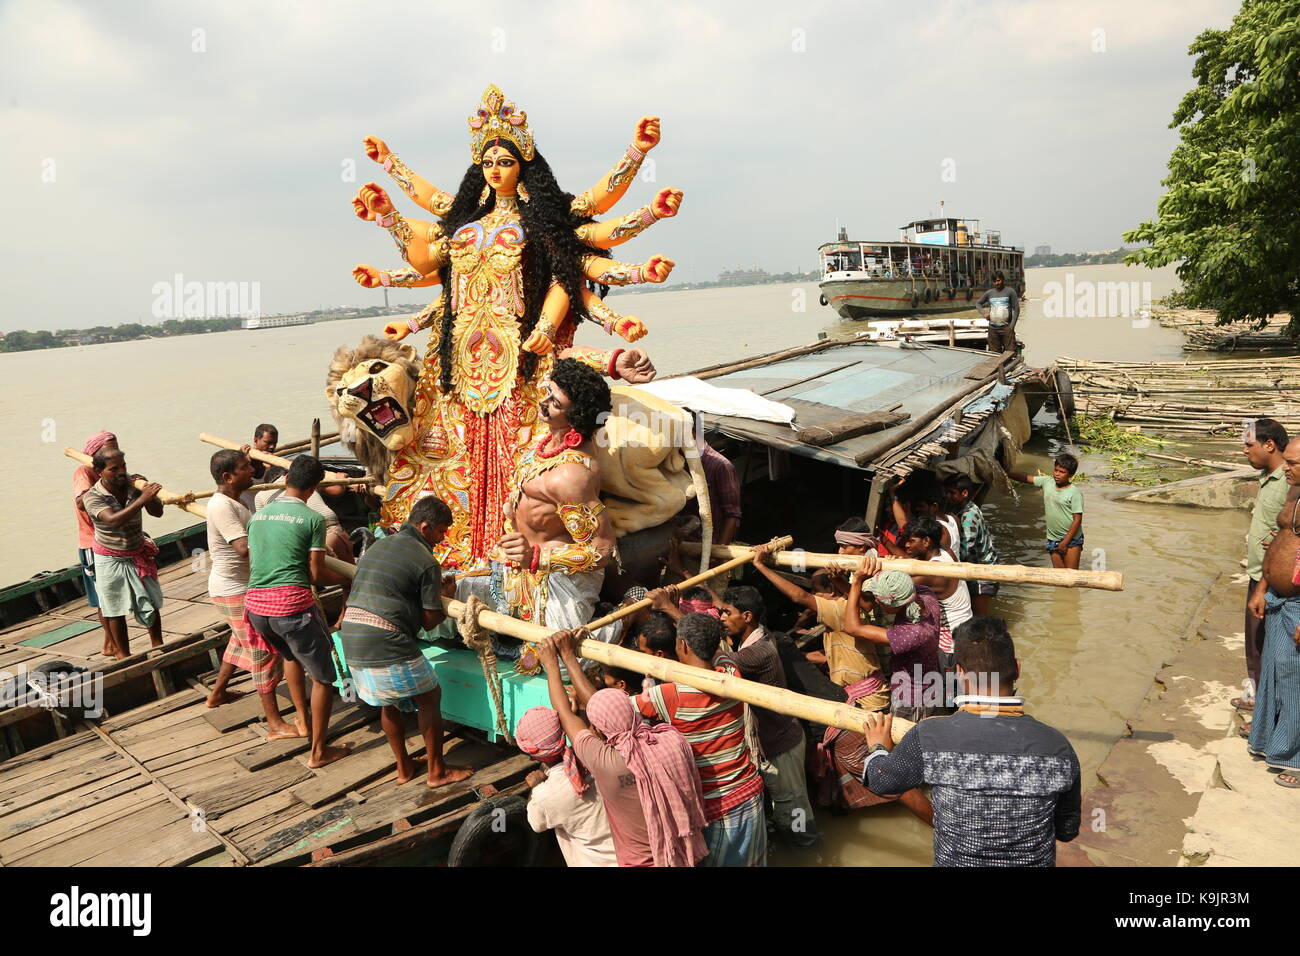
818 218 1025 322
0 340 1066 866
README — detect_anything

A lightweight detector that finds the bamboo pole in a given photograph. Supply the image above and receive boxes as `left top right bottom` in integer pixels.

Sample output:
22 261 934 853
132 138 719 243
199 432 291 469
65 448 357 579
310 418 321 459
441 595 876 737
1145 452 1242 471
158 476 378 506
583 535 794 634
275 431 342 455
200 431 387 496
681 541 1124 591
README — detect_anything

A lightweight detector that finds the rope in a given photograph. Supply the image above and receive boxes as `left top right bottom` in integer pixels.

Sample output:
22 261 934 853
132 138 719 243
456 594 513 744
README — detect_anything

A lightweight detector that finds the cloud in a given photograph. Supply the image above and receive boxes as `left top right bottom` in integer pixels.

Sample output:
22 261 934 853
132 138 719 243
0 0 1240 331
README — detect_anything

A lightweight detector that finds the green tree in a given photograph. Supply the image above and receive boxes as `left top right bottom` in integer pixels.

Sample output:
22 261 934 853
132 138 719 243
1125 0 1300 332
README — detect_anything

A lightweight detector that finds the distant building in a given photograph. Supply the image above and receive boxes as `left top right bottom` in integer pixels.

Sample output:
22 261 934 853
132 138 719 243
242 314 313 330
1034 245 1051 256
717 267 770 285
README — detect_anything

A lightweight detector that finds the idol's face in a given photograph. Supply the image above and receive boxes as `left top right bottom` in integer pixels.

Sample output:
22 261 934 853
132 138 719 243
333 358 415 451
481 145 520 196
539 379 573 430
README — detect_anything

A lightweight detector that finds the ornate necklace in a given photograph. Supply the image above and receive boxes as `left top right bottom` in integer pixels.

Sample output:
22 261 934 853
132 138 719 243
536 428 582 459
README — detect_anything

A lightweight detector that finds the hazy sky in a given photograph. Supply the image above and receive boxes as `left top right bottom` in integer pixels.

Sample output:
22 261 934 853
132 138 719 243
1 0 1236 331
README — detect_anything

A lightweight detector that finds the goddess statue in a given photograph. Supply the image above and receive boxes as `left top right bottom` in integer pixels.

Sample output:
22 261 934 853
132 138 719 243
349 84 684 570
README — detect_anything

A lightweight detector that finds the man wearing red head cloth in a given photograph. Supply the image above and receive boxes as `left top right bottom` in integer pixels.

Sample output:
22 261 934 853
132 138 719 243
73 431 118 655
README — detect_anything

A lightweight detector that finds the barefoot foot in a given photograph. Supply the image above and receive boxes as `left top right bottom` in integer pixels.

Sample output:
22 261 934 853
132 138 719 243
307 744 352 769
266 720 308 741
426 765 474 789
206 687 245 708
396 754 428 785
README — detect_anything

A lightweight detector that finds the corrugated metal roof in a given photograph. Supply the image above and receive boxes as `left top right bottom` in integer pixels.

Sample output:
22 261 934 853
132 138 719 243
698 341 1005 471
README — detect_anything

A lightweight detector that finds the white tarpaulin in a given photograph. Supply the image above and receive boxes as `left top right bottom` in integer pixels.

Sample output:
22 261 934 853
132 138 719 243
635 376 797 425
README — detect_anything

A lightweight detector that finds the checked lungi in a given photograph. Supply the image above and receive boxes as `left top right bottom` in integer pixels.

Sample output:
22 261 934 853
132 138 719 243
211 592 282 694
700 791 767 867
1247 589 1300 773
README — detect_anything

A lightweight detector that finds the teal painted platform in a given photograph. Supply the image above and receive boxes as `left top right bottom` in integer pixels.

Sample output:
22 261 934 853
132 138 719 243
330 625 549 742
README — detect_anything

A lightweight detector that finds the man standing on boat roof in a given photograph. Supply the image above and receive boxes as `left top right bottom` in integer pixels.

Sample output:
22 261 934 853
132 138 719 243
976 270 1019 353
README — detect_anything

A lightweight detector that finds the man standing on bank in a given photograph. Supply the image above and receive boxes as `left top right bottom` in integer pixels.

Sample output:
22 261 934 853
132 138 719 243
339 495 473 788
976 270 1019 353
1246 437 1300 788
1236 419 1289 712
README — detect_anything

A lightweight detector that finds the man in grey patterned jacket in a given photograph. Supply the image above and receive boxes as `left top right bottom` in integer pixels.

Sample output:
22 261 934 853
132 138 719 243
860 617 1080 866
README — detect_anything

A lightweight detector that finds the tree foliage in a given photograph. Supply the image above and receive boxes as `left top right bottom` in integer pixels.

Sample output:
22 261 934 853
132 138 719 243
1124 0 1300 332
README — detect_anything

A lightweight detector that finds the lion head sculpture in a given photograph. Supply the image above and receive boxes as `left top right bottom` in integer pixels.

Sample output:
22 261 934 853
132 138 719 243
325 335 421 480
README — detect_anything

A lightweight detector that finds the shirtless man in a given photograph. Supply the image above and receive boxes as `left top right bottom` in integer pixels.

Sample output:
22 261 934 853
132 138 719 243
1246 437 1300 787
487 358 618 638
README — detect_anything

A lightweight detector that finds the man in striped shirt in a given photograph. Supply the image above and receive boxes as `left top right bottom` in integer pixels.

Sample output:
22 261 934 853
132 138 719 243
635 612 767 866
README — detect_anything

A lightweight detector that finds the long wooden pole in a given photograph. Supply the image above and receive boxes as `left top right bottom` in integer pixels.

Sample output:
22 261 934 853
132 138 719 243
583 534 794 633
275 431 342 455
441 595 874 736
200 431 386 496
681 541 1124 591
199 432 291 469
158 476 377 506
64 448 356 579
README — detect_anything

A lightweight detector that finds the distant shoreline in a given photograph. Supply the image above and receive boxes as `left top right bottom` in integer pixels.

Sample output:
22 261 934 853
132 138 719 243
0 305 424 355
1 255 1149 354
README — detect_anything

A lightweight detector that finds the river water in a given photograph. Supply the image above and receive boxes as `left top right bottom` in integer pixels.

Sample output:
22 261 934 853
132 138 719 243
1 263 1249 865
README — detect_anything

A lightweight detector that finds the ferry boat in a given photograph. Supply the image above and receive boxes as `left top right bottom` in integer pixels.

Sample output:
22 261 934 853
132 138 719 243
818 218 1025 321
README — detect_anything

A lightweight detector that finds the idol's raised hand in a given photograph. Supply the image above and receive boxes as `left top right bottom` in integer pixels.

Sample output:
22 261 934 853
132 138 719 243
382 320 411 342
362 136 391 164
353 183 395 220
353 265 382 288
613 316 647 342
634 116 661 152
653 188 683 219
644 255 675 283
522 329 556 356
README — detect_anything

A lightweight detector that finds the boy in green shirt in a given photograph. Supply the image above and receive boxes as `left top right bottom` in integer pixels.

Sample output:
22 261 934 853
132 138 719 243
1010 453 1085 570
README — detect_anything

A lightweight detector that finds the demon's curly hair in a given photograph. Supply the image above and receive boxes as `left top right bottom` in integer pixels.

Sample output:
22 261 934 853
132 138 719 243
549 358 612 441
435 139 603 392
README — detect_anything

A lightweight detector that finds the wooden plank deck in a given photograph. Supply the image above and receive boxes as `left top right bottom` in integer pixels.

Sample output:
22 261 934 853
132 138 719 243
0 564 529 866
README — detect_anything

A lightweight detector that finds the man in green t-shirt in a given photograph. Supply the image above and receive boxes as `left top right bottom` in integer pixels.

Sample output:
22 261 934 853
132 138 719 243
1010 453 1085 570
245 455 349 769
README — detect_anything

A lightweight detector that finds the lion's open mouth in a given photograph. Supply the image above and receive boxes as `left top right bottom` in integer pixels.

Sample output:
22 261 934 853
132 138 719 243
359 397 408 437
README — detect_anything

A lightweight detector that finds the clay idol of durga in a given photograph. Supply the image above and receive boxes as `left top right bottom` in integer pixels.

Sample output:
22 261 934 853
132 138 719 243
327 84 711 636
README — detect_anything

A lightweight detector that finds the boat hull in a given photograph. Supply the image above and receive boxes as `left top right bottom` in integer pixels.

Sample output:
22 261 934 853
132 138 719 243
821 277 983 320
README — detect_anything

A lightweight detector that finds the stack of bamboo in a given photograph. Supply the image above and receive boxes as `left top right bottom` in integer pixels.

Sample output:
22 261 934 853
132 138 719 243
1059 355 1300 442
1154 308 1296 352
